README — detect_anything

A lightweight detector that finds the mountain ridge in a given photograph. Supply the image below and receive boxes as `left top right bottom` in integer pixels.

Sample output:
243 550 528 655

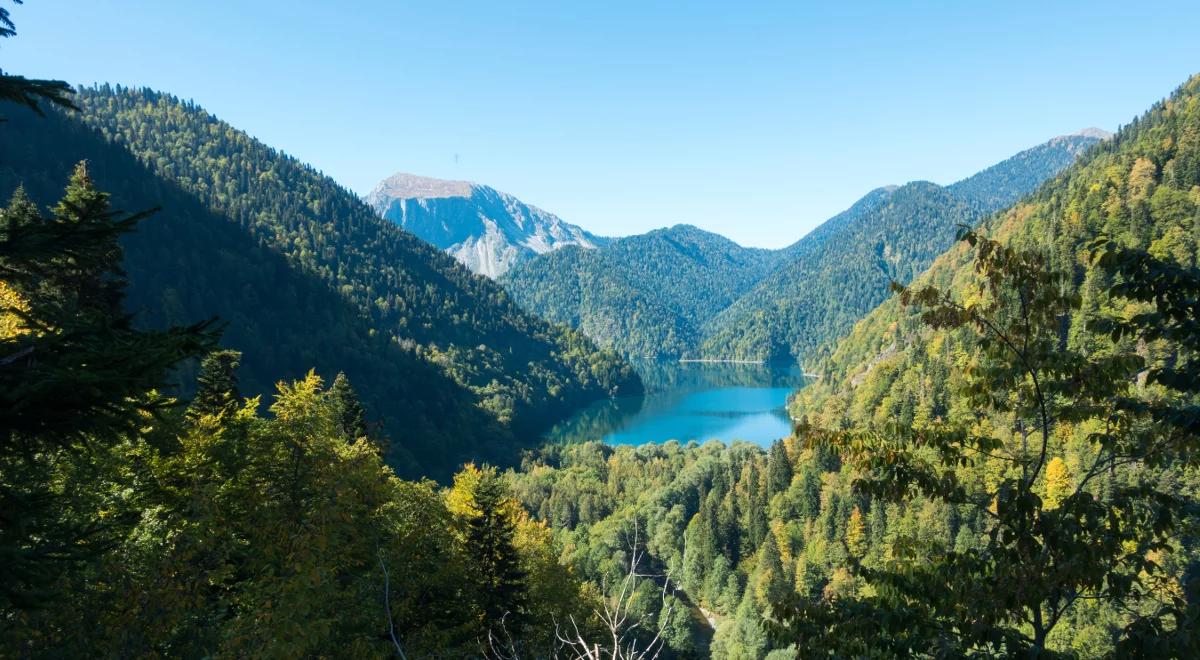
501 223 780 358
501 133 1102 363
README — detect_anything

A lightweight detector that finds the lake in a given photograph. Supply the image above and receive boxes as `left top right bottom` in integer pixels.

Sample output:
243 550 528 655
545 360 809 448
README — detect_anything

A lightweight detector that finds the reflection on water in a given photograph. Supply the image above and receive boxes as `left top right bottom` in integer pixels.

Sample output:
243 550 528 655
544 360 809 448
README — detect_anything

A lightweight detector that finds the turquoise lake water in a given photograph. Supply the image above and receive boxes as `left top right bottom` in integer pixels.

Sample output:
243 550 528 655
545 360 809 447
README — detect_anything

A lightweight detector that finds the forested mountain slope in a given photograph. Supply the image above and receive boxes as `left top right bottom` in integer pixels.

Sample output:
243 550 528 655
794 84 1197 432
700 182 975 362
763 75 1200 657
502 135 1098 363
948 129 1111 213
501 224 779 358
367 172 605 278
700 133 1102 363
0 86 639 477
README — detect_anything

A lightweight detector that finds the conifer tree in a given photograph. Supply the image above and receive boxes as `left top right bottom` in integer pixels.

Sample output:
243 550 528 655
0 166 214 609
0 1 77 120
766 439 792 495
187 349 242 420
464 467 529 637
327 371 367 441
47 162 125 319
0 185 35 234
753 531 788 608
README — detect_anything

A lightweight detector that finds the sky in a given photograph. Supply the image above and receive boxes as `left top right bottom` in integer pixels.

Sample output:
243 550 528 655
4 1 1200 248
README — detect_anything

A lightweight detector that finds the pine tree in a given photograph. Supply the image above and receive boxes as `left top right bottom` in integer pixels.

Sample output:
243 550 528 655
465 468 529 636
682 512 710 588
327 371 367 441
0 185 36 235
46 162 126 320
187 349 242 420
766 440 792 495
0 166 215 609
796 464 822 520
753 531 788 608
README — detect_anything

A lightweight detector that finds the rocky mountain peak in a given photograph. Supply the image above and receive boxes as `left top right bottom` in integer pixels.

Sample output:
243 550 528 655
367 172 604 278
367 172 474 203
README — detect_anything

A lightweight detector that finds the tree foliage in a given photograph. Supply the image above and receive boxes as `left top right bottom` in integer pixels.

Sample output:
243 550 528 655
0 164 215 610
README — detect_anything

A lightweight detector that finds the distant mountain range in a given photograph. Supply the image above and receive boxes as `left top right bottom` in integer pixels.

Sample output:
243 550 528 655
701 131 1106 363
500 224 782 358
367 173 605 278
496 131 1107 362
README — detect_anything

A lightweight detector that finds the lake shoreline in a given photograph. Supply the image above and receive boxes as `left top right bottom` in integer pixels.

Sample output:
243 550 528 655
545 359 810 448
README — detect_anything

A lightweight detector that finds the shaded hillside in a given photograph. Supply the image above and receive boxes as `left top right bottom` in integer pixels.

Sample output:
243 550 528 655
0 87 641 477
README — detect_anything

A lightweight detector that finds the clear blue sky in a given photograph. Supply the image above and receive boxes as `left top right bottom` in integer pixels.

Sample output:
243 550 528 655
5 1 1200 247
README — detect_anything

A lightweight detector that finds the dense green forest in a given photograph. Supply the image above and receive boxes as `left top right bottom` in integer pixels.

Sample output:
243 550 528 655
701 134 1101 364
5 1 1200 655
0 86 639 478
502 135 1098 365
502 225 780 358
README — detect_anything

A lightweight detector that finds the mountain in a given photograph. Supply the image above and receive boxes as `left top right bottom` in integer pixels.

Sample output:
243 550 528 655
698 132 1103 363
501 224 780 358
367 173 604 278
502 134 1100 362
700 181 975 362
0 86 639 479
947 131 1109 214
769 78 1200 655
794 80 1198 431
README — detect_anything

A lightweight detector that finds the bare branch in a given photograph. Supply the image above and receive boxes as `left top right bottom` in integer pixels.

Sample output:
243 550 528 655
377 547 408 660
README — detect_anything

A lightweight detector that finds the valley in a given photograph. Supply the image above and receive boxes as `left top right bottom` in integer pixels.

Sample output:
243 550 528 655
3 2 1200 657
544 359 809 448
496 133 1103 364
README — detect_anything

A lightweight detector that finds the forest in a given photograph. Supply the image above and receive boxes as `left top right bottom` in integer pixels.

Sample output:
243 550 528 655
502 225 781 358
703 132 1100 365
3 1 1200 657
